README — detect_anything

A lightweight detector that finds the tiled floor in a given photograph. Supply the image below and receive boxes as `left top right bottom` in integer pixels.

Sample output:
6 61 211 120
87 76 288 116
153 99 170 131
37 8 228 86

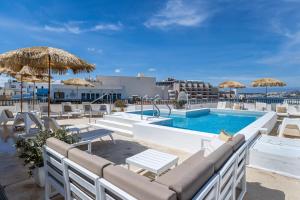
1 117 300 200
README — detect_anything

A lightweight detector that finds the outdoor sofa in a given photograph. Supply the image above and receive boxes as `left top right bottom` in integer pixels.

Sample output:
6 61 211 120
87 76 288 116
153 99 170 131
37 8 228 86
43 134 247 200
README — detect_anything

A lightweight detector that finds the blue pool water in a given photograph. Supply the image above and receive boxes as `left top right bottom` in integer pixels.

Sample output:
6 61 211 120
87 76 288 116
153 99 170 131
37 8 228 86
130 110 261 135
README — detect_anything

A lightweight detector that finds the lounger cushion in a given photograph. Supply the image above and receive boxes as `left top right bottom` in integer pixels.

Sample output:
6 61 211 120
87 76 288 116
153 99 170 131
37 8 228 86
64 105 72 112
156 159 214 200
4 110 14 118
46 137 73 157
103 165 176 200
206 143 233 171
283 127 300 137
277 106 287 113
68 148 111 177
227 134 245 152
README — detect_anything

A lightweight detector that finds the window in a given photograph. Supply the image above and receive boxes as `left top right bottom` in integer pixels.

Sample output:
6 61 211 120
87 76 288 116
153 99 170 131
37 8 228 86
96 93 100 99
91 93 95 100
82 93 86 100
87 93 90 100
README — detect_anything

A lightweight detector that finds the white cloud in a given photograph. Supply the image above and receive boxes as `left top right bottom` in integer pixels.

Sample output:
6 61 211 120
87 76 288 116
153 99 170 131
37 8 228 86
114 68 121 73
144 0 210 28
92 22 122 31
43 21 122 34
87 47 103 54
148 68 156 72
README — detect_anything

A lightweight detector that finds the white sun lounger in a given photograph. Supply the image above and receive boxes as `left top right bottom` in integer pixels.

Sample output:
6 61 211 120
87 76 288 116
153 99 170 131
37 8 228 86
278 118 300 138
0 109 15 125
287 105 300 117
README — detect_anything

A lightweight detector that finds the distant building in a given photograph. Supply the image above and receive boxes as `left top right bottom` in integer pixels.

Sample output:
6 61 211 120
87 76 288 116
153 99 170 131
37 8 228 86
2 74 168 102
156 78 218 100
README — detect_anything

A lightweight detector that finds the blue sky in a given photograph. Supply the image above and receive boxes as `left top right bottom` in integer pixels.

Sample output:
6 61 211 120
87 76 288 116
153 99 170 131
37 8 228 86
0 0 300 87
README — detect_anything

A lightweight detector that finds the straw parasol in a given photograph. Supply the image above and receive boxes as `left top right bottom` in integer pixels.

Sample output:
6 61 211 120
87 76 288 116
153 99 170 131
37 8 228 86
219 81 245 100
15 75 49 110
62 78 94 103
251 78 286 97
0 47 95 116
0 66 37 112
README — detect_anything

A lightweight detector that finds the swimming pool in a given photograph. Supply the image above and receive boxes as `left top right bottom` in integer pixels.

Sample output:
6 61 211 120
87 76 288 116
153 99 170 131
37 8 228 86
130 109 262 135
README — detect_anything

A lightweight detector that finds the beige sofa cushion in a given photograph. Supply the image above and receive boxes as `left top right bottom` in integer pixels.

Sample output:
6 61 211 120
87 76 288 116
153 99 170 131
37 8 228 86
103 165 176 200
276 106 287 113
227 134 245 152
206 143 233 171
156 158 214 200
68 148 111 177
46 137 73 157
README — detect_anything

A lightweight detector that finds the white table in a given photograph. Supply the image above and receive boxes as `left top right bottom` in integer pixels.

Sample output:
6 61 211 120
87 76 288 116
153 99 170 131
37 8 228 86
126 149 178 179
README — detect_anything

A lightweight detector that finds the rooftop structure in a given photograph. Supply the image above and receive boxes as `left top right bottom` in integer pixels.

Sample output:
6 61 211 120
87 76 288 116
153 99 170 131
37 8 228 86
156 77 219 100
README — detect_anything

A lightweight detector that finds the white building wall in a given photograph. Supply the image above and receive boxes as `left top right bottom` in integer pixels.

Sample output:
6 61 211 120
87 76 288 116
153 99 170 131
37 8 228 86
96 75 166 99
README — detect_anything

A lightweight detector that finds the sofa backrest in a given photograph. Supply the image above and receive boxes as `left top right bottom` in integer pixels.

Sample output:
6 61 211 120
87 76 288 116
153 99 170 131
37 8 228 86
46 137 73 157
68 148 111 177
227 134 245 152
155 153 214 200
103 165 177 200
155 134 245 200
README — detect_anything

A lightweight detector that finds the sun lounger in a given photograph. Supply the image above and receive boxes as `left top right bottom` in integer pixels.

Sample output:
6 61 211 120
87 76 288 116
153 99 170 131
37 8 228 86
40 104 60 118
61 102 82 118
0 109 15 125
17 113 45 138
276 105 289 117
233 103 242 110
99 104 108 115
278 118 300 138
255 102 267 111
217 102 228 109
44 117 115 152
82 103 103 116
287 105 300 117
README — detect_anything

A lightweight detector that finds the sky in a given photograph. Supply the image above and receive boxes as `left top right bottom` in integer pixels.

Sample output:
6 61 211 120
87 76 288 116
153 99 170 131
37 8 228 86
0 0 300 87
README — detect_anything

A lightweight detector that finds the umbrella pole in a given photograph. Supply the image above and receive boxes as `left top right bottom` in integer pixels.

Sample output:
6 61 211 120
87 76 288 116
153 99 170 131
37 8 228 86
20 75 23 113
48 55 51 117
33 81 35 111
77 86 79 109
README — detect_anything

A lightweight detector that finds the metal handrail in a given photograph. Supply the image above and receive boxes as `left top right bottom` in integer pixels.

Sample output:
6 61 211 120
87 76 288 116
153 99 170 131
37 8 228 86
153 100 160 117
166 102 171 116
89 92 109 123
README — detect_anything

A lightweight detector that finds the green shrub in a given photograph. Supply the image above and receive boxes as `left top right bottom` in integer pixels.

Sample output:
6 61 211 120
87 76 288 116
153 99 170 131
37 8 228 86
114 100 127 108
173 100 187 109
15 129 80 176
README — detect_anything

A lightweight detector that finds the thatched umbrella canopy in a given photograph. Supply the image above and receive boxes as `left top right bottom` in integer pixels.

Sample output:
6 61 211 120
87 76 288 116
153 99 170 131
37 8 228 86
15 75 49 110
219 81 245 89
0 47 95 116
0 66 38 112
219 81 245 100
252 78 286 97
62 78 94 102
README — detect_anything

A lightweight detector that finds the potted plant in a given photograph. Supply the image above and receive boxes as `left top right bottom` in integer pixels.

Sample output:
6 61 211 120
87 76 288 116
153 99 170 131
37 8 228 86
114 100 127 112
15 129 79 187
173 100 187 109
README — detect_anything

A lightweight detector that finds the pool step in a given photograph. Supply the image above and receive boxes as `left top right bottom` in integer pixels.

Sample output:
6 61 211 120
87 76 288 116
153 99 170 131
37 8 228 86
91 120 134 137
90 123 133 137
96 119 133 131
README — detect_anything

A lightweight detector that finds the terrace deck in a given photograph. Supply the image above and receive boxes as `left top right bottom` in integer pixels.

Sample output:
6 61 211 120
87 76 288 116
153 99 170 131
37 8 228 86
0 117 299 200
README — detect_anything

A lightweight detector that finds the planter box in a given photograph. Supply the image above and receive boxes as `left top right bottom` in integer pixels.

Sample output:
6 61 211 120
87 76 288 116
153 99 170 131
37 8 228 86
33 167 45 187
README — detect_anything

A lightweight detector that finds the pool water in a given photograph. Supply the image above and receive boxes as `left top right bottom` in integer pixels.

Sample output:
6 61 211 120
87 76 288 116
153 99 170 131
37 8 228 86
130 110 261 135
